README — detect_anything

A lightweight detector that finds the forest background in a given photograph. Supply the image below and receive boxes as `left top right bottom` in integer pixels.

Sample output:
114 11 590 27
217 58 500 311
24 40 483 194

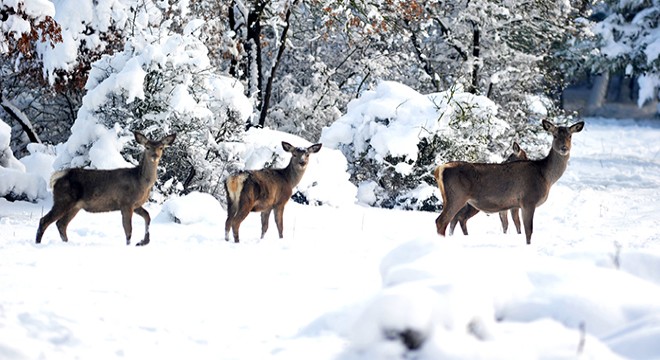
1 0 658 209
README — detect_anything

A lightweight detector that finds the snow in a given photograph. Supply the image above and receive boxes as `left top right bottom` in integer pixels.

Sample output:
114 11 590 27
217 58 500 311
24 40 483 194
2 118 660 359
21 0 56 18
155 191 223 225
0 119 47 200
638 74 660 107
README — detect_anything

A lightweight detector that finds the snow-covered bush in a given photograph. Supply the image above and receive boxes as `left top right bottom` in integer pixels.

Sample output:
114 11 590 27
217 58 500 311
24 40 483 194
321 81 507 211
54 22 252 199
0 119 48 202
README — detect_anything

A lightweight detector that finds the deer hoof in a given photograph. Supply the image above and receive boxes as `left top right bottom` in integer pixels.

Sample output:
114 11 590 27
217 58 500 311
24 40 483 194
136 234 150 246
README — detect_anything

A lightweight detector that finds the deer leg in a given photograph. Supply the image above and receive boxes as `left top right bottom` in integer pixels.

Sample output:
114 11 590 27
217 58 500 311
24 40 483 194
260 209 272 239
120 209 134 246
55 208 80 242
459 205 479 236
521 206 536 245
448 217 458 235
35 204 69 244
435 198 468 237
510 208 522 234
459 219 469 236
133 207 151 246
231 208 251 244
274 205 285 239
225 212 234 242
225 192 236 241
499 211 509 234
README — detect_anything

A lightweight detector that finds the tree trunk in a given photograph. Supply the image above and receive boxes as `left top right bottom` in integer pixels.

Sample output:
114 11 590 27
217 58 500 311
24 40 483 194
246 2 265 114
0 94 41 144
228 1 241 80
468 24 480 95
408 22 440 91
257 3 294 128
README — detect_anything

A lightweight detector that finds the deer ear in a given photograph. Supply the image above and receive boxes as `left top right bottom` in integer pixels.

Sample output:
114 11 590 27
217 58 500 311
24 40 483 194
541 120 556 133
134 132 148 145
512 142 520 152
162 133 176 146
282 142 294 152
570 121 584 133
308 143 322 153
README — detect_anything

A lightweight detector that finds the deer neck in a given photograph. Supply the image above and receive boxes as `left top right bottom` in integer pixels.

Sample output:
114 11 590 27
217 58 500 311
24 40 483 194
283 161 306 187
540 147 569 185
138 156 159 186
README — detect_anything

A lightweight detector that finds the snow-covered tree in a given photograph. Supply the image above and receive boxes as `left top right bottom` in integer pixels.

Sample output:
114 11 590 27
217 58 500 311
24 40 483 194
304 0 589 155
1 0 61 57
321 81 508 211
54 24 252 199
1 0 161 154
590 0 660 108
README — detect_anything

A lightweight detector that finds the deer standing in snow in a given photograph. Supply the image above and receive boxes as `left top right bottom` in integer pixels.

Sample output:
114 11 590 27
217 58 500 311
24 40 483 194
434 120 584 244
35 131 176 246
224 141 322 243
449 142 528 236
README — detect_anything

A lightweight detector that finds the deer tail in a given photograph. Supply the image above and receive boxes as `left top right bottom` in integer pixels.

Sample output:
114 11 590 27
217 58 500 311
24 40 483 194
225 172 249 216
433 164 448 206
49 170 70 188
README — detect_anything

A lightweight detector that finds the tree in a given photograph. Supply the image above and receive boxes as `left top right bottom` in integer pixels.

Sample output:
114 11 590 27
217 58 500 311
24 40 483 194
1 0 61 57
1 0 62 153
54 25 251 198
590 0 660 108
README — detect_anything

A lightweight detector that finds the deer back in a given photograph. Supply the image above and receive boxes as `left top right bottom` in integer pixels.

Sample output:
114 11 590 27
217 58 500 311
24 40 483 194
242 168 297 212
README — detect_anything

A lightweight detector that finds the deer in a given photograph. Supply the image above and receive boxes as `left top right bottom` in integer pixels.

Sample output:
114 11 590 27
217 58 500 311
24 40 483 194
224 141 322 243
434 120 584 244
35 131 176 246
448 142 528 236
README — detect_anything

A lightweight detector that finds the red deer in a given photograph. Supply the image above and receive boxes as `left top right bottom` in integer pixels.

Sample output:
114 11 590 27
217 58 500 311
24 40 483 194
35 131 176 246
435 120 584 244
224 141 322 243
449 142 528 236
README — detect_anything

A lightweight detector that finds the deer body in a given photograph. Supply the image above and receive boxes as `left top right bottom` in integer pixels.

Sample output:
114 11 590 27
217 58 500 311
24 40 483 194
435 120 584 244
35 132 176 246
225 142 322 243
449 142 528 235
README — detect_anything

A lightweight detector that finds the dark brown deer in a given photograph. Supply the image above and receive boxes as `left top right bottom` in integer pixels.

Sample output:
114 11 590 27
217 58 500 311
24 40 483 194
224 141 322 243
35 131 176 246
435 120 584 244
448 142 528 236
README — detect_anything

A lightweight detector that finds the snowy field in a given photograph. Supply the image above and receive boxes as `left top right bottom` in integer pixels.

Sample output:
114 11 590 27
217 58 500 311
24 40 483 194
1 118 660 359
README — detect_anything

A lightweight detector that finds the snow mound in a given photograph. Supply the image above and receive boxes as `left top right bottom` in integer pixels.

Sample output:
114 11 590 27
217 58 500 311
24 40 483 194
155 191 223 225
346 238 660 359
0 119 49 201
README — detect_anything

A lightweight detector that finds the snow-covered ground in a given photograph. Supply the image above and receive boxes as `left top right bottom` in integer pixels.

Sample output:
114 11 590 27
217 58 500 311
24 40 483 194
1 118 660 359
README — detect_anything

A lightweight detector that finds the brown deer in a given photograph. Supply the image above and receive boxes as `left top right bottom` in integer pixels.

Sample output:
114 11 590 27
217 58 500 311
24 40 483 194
35 131 176 246
434 120 584 244
448 142 528 236
224 141 322 243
